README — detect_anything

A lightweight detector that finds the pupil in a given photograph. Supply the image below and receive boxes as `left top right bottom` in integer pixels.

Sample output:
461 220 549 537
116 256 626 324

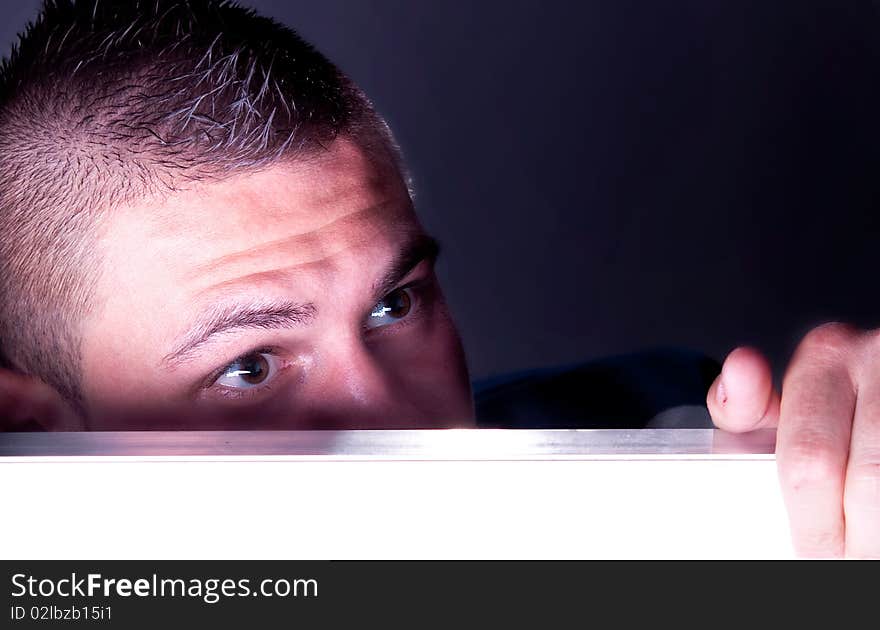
388 289 411 318
239 354 269 384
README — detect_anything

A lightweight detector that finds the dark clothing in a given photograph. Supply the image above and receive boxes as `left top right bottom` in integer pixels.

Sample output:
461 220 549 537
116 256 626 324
473 348 720 429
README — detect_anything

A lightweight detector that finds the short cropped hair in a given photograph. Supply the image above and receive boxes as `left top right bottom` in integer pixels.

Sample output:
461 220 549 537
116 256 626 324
0 0 400 412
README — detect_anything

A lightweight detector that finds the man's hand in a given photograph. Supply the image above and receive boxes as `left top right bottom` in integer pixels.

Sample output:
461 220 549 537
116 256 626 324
706 323 880 558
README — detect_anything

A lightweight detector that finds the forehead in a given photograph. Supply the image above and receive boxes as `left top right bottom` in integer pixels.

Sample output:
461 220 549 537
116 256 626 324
82 140 419 383
111 140 414 281
96 139 416 284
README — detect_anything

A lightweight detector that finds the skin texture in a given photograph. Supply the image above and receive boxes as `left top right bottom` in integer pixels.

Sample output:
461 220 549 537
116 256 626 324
75 139 474 430
708 331 880 558
0 137 876 557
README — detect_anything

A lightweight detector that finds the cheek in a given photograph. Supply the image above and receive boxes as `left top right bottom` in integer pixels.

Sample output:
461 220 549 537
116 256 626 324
429 313 471 388
375 304 473 414
86 392 304 430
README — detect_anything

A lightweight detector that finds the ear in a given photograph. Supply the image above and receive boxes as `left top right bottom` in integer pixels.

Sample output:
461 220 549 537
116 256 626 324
0 367 85 431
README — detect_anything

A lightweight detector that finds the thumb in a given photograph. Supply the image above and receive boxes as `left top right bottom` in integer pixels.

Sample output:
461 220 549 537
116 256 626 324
707 346 780 432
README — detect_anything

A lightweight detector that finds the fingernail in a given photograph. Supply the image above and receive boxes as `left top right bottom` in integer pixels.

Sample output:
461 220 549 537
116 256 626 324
716 379 728 406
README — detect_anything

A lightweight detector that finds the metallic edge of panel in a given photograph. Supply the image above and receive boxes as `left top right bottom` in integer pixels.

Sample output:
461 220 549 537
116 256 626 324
0 428 776 459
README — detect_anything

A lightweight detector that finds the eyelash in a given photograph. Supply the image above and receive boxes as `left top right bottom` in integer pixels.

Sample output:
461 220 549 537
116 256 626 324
203 279 434 397
215 381 276 401
203 346 280 392
362 279 431 336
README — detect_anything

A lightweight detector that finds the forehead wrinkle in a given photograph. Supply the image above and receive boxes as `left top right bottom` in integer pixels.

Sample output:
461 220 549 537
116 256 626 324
189 226 429 307
187 201 410 282
191 256 339 302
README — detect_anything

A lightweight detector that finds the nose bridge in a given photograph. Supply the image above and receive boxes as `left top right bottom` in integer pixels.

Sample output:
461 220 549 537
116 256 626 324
318 333 399 420
337 338 391 407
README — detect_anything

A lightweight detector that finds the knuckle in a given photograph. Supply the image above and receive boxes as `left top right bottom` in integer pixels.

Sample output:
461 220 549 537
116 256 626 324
798 322 857 358
779 439 843 491
861 329 880 365
796 530 845 558
845 460 880 510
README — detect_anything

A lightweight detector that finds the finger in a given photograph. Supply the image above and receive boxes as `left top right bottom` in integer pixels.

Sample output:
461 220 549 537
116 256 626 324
844 360 880 559
707 346 780 432
776 330 856 558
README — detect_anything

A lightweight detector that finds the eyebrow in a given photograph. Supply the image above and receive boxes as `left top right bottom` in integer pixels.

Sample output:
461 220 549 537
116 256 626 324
160 233 440 369
161 300 317 367
371 234 441 302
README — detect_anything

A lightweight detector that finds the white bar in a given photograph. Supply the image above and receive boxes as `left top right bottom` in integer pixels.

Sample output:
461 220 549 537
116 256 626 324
0 429 791 559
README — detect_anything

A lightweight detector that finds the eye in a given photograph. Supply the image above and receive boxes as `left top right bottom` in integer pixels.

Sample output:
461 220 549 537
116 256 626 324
214 352 281 390
366 287 414 329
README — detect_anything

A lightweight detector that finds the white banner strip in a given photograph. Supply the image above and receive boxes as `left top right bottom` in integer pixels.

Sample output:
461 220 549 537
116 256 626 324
0 429 790 559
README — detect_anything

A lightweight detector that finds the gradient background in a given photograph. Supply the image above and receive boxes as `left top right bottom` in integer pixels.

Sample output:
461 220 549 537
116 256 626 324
3 0 879 382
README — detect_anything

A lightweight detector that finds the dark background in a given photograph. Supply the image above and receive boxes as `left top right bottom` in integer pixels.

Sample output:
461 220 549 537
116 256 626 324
3 0 879 381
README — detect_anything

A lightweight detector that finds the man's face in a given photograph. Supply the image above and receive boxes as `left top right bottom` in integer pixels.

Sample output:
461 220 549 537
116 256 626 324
78 139 474 429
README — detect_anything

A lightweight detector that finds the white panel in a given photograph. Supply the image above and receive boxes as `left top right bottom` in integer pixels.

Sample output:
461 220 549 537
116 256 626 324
0 448 791 559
